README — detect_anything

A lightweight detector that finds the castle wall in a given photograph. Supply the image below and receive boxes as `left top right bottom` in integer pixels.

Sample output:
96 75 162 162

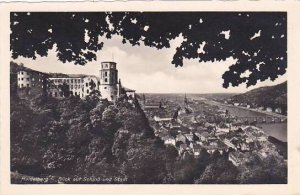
17 70 49 98
99 84 118 101
83 76 100 97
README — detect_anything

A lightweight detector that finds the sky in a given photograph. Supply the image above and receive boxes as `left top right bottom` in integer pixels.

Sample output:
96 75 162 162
13 35 287 94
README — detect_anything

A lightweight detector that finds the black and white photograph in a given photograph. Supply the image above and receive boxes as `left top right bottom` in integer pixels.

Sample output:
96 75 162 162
8 11 288 185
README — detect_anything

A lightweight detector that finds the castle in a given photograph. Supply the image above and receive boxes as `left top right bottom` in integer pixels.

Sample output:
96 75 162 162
16 61 135 101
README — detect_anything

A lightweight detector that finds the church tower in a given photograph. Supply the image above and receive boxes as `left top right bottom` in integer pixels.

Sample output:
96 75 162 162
99 61 118 101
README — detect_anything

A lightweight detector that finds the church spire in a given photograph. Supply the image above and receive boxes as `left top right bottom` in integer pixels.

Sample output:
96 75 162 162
143 93 146 104
184 94 188 106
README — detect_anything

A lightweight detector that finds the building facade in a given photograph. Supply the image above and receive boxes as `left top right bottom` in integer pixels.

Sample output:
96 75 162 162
99 61 119 101
48 76 100 98
16 61 135 101
17 69 48 89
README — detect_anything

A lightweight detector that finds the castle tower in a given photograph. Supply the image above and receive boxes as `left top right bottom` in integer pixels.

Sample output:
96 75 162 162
99 61 119 101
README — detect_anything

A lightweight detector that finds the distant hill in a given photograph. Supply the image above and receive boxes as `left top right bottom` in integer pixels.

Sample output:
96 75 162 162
229 81 287 114
199 93 239 101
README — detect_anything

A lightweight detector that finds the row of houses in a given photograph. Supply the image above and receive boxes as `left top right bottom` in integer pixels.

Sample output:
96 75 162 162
231 102 283 114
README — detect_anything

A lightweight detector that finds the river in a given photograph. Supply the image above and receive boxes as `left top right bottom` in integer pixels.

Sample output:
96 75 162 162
205 100 287 142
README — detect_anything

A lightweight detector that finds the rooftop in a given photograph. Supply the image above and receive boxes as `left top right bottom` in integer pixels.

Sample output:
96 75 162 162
123 87 136 92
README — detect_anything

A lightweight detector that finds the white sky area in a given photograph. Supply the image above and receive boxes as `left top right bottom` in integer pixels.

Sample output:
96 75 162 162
13 35 287 94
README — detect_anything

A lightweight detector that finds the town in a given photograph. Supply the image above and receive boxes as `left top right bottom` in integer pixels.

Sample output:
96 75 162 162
141 94 287 167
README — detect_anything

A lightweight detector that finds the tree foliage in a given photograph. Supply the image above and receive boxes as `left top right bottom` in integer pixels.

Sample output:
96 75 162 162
11 90 168 183
59 82 72 97
11 12 286 88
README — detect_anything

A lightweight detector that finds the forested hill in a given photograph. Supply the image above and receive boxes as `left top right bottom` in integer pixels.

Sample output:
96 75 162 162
229 81 287 113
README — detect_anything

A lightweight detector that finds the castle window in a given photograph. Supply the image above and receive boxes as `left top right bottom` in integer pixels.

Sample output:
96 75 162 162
18 78 20 81
21 71 23 75
27 84 29 87
104 87 107 89
55 92 57 97
21 84 23 88
21 78 23 81
105 78 107 82
105 72 107 76
87 89 89 94
86 83 88 87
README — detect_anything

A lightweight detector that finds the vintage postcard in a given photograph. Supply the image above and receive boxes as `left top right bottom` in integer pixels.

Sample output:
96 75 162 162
1 1 300 195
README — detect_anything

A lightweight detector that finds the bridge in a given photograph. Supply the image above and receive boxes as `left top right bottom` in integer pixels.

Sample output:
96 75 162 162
233 116 287 124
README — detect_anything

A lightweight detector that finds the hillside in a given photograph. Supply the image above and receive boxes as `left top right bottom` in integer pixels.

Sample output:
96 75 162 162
229 81 287 114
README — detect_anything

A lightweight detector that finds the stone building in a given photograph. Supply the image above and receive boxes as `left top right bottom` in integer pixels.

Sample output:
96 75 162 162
16 65 50 97
17 67 48 89
48 76 99 98
16 61 135 101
